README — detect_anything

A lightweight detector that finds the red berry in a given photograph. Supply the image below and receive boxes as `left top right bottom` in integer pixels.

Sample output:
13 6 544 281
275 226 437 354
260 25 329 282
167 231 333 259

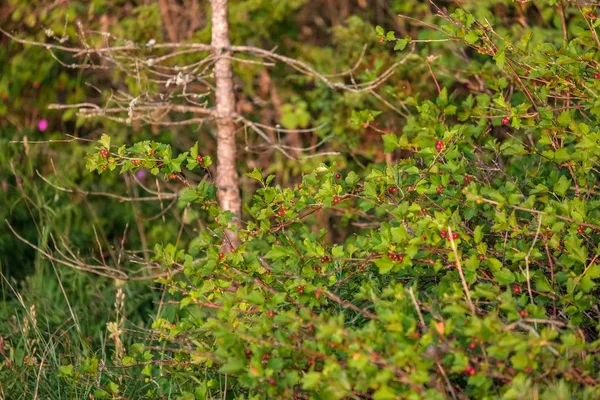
219 252 225 259
525 367 533 373
469 342 477 350
245 349 252 356
196 155 203 163
262 353 270 360
267 311 275 318
335 173 341 179
397 256 404 262
32 81 40 89
100 149 109 158
379 37 385 43
407 185 415 191
520 310 528 318
465 176 471 183
513 287 520 294
595 73 600 79
388 187 398 193
333 196 339 204
469 368 476 376
297 184 302 190
441 230 447 238
452 233 459 240
277 210 284 216
435 140 444 151
501 117 510 125
479 254 485 260
268 378 276 386
169 173 177 180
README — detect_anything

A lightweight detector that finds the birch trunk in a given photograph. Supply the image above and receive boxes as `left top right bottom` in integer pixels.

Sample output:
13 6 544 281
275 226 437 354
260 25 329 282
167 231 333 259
211 0 241 248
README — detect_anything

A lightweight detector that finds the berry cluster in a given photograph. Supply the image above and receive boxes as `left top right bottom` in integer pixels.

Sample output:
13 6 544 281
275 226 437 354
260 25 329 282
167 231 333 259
440 231 459 241
465 365 476 376
387 252 404 262
277 205 286 217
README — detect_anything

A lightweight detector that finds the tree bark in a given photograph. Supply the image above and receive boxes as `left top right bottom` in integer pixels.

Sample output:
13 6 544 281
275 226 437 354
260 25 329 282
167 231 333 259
211 0 241 248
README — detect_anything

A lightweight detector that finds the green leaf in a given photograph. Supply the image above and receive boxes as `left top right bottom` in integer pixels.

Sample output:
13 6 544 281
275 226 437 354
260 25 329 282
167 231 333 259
59 364 74 378
345 171 360 187
510 353 529 370
245 168 263 183
553 175 571 197
394 39 408 51
465 30 480 44
142 364 152 377
107 381 119 394
494 269 515 284
219 357 245 374
494 49 506 69
98 134 111 149
179 188 199 204
93 390 110 399
302 372 321 390
474 225 483 243
382 133 399 153
374 257 395 274
557 111 571 127
190 142 199 158
246 291 265 305
373 385 397 400
565 235 587 265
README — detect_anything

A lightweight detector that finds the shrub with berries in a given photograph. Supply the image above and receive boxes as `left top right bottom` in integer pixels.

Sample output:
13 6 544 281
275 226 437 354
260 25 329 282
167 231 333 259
8 1 600 399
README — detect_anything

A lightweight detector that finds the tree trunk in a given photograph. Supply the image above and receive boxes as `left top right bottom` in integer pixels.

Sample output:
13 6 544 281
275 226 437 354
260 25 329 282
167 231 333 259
211 0 241 248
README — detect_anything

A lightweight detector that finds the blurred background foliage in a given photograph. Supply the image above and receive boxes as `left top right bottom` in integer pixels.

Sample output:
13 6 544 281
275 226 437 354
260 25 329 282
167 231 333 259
0 0 586 398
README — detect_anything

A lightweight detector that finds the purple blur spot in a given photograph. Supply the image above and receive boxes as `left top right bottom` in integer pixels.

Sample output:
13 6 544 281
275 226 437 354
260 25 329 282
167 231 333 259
38 119 48 132
136 169 147 180
1 181 7 191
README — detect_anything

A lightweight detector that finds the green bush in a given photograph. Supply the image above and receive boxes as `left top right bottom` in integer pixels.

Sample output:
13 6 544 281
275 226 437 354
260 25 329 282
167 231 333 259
5 1 600 399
